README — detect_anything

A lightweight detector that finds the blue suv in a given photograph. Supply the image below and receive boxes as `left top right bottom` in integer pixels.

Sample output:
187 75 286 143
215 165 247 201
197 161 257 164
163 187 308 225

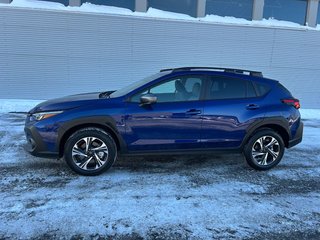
25 67 303 175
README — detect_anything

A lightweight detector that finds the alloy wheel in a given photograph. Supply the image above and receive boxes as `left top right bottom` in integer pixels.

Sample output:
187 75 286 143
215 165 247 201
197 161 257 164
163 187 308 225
72 137 109 171
251 135 280 166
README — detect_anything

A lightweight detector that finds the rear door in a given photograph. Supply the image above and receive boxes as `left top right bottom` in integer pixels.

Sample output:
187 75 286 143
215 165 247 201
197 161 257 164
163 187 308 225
202 74 266 149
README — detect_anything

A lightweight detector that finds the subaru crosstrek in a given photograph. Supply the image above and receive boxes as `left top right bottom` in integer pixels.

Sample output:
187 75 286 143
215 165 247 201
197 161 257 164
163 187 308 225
25 67 303 175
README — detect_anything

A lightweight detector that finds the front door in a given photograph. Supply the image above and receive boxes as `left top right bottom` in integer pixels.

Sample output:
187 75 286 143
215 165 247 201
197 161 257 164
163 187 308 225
124 75 205 152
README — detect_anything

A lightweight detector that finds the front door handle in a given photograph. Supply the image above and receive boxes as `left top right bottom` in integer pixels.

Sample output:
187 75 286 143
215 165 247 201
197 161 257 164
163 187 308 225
246 104 260 110
186 109 202 115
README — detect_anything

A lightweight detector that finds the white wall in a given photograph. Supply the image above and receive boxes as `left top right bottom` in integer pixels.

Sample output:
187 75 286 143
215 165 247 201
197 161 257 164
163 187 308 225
0 7 319 108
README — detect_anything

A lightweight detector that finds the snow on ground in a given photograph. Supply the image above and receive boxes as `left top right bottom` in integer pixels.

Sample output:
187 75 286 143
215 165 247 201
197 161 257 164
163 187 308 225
0 99 42 114
0 100 319 239
1 0 320 31
297 109 320 151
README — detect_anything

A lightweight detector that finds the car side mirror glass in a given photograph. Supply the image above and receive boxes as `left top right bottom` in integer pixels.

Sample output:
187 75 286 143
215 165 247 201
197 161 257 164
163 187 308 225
140 94 157 106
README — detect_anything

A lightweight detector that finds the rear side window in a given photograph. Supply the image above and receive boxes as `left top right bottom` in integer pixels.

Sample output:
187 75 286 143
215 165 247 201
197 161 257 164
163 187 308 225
206 76 257 100
254 82 271 97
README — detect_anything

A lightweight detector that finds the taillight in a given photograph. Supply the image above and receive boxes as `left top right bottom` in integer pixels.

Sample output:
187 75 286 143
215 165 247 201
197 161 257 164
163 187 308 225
282 98 300 109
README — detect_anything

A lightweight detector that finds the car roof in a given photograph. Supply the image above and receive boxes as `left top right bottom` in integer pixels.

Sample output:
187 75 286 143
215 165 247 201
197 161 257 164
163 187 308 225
160 67 263 77
160 67 278 84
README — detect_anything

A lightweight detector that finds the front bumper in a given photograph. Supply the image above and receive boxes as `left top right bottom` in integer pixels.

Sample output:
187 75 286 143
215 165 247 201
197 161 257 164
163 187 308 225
24 125 59 158
288 121 303 148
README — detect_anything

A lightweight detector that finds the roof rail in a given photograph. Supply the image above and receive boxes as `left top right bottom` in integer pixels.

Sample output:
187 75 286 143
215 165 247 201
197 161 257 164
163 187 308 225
160 67 263 77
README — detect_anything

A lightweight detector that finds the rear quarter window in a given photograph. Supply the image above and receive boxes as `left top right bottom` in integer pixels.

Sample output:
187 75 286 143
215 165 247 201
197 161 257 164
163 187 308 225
254 82 271 97
277 83 292 97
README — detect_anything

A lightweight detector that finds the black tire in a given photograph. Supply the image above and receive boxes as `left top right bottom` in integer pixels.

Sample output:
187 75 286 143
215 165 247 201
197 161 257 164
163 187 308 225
64 128 117 176
244 129 285 170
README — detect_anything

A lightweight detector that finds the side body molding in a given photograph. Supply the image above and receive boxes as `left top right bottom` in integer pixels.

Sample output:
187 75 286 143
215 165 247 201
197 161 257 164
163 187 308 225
57 116 128 156
240 117 291 149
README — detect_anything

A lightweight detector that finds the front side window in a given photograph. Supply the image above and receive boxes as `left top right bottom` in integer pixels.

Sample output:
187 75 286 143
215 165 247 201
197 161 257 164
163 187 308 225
150 80 176 94
263 0 307 25
206 76 256 100
205 0 253 20
130 76 204 103
110 72 167 98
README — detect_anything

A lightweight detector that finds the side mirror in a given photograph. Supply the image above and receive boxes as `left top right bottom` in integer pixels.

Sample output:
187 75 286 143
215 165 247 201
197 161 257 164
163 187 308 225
140 94 157 106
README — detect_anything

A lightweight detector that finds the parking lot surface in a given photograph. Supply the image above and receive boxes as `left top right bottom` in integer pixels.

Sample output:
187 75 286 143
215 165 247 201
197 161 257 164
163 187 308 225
0 112 319 239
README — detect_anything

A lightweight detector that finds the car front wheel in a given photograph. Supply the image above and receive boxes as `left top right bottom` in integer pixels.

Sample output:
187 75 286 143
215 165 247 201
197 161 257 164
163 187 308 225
244 129 285 170
64 128 117 175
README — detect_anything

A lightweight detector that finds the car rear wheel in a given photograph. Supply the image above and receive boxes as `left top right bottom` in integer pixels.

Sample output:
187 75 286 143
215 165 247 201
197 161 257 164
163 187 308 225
244 129 285 170
64 128 117 175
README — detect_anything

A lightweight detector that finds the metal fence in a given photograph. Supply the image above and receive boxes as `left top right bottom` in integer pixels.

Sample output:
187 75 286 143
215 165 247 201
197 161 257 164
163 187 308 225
0 6 319 108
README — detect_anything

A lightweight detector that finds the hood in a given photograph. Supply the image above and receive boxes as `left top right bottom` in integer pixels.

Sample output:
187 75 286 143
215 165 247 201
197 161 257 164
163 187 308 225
29 92 103 113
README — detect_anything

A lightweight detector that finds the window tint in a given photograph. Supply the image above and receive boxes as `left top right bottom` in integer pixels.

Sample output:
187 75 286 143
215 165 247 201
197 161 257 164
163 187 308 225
205 0 253 20
148 0 197 17
81 0 135 11
247 81 257 98
263 0 307 25
207 76 255 100
277 83 292 97
151 80 176 94
111 72 167 98
184 77 202 92
254 82 271 96
130 76 204 103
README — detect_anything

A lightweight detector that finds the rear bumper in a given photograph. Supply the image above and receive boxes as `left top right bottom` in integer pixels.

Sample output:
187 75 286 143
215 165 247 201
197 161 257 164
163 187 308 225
288 121 303 148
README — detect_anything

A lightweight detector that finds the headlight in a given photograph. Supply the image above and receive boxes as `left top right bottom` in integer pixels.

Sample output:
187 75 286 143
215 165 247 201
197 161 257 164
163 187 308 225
32 111 63 121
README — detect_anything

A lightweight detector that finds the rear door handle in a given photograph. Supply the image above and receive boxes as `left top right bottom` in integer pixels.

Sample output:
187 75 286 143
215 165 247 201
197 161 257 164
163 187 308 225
246 104 260 110
186 109 202 115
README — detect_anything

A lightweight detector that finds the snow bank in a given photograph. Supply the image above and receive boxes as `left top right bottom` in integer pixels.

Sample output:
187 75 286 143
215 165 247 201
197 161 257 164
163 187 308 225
75 2 133 15
134 7 195 21
10 0 66 10
1 0 319 31
0 99 42 113
300 109 320 120
298 110 320 150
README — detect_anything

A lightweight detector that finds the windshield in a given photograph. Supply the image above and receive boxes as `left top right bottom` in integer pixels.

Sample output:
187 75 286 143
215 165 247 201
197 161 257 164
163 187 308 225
110 72 168 98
